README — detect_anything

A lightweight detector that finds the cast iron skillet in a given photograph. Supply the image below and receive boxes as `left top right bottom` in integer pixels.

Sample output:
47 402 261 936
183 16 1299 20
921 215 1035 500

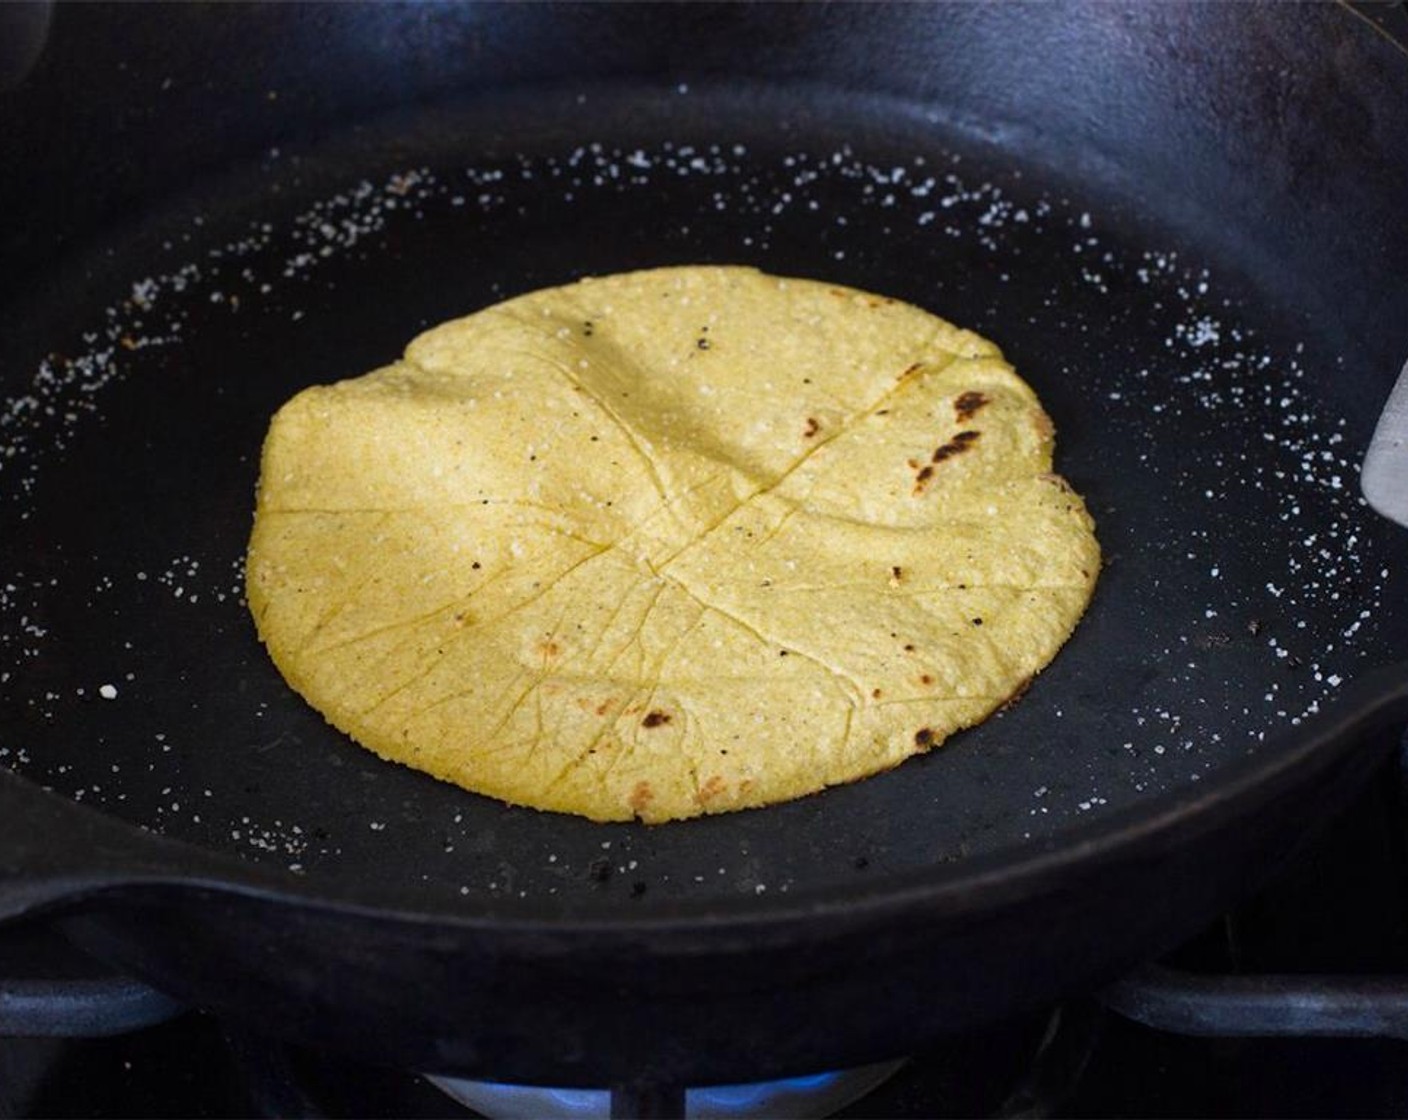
1 0 1407 1086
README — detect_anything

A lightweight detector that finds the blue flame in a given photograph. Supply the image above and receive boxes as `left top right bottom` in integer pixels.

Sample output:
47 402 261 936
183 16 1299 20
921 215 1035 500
542 1087 606 1114
431 1067 851 1119
694 1070 842 1113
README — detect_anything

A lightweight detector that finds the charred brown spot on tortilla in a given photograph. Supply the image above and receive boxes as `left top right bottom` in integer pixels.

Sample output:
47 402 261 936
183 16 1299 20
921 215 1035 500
536 638 562 659
641 710 672 728
913 430 981 493
803 416 820 438
629 781 654 812
697 775 727 803
954 390 989 420
914 728 937 749
933 430 981 463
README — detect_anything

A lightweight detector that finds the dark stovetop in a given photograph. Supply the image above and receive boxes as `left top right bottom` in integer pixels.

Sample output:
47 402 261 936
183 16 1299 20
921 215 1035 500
4 746 1408 1120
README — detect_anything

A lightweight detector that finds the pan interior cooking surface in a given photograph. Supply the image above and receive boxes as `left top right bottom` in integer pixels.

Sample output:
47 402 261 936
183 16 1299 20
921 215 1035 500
0 85 1399 912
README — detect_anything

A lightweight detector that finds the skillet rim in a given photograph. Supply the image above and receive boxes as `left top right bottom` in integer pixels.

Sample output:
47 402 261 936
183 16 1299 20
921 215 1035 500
4 663 1404 938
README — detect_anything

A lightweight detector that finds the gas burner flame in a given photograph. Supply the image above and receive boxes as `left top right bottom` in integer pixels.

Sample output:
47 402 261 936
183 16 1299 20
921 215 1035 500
428 1061 904 1119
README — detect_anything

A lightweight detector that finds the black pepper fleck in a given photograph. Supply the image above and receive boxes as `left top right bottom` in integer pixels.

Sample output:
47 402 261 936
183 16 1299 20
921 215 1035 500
587 857 612 883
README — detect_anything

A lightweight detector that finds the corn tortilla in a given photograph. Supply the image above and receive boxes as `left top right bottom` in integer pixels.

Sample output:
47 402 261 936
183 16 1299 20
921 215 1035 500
246 266 1099 822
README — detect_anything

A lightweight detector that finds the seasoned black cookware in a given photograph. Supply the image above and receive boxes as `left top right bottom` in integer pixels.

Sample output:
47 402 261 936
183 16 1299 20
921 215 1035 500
1 1 1406 1086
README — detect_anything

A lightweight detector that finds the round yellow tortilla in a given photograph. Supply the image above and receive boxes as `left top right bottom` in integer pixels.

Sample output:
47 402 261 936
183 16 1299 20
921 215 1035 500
246 266 1099 822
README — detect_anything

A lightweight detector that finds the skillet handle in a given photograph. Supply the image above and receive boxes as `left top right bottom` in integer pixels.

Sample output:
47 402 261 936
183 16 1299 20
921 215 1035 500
0 772 196 1037
0 767 223 925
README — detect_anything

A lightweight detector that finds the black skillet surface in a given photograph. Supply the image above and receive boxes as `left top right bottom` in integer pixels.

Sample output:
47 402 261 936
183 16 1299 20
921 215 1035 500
1 0 1407 1087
